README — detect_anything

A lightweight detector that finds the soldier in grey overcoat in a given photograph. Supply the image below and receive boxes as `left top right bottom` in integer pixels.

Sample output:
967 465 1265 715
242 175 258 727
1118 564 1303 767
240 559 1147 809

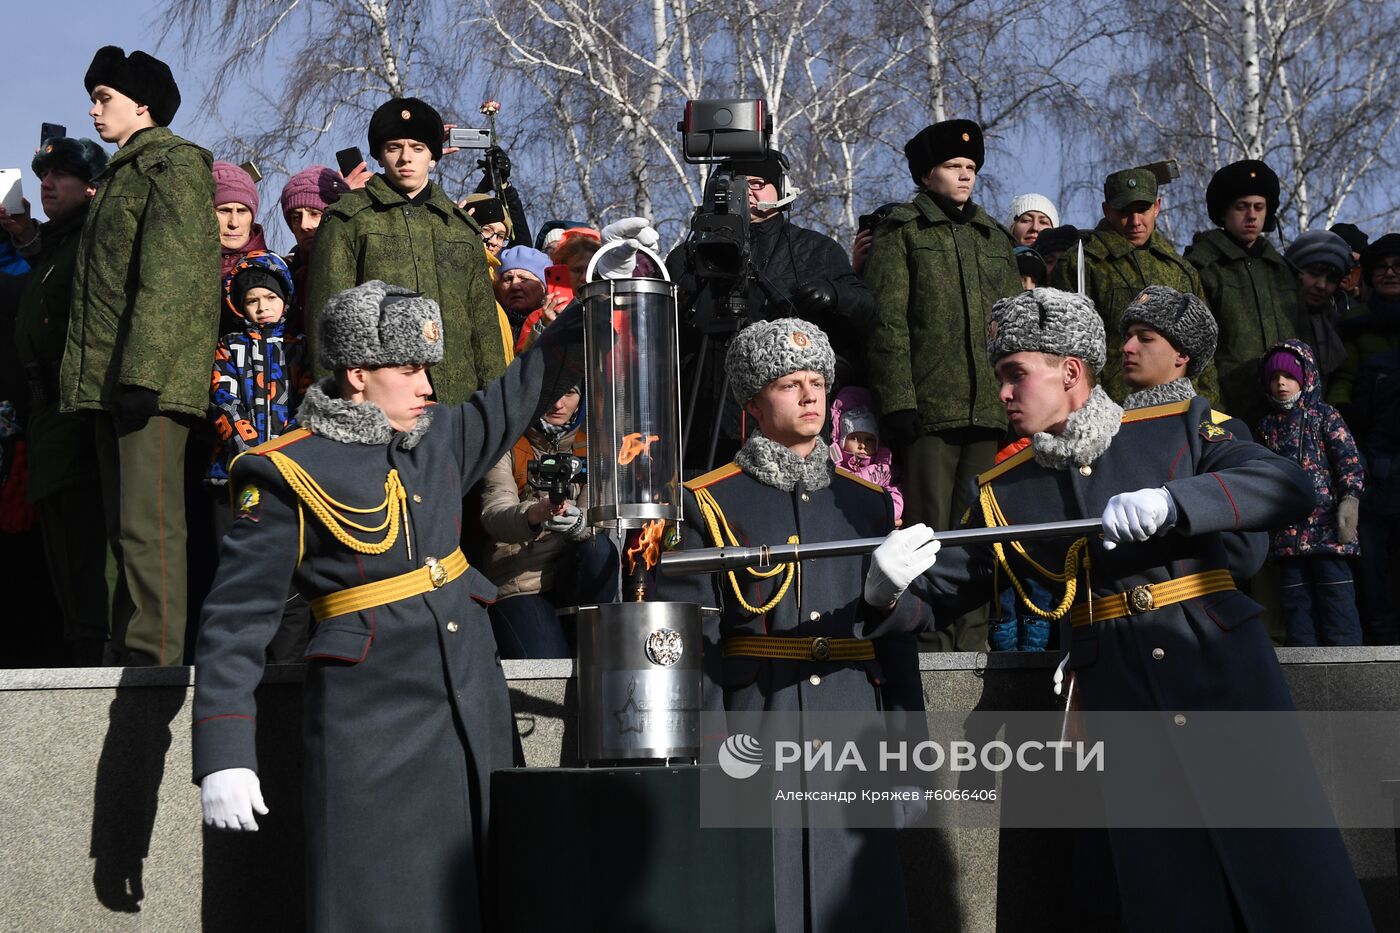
863 288 1375 932
655 318 922 933
192 280 582 932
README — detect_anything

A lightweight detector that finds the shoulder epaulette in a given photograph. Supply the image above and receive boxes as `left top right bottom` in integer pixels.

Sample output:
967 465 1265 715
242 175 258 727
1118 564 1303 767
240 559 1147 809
228 428 312 475
1121 400 1191 423
834 467 886 494
684 462 741 491
977 446 1033 486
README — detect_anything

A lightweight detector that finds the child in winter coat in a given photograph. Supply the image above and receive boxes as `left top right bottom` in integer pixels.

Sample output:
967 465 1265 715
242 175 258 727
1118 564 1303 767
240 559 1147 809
207 252 308 499
828 386 903 524
1256 339 1365 646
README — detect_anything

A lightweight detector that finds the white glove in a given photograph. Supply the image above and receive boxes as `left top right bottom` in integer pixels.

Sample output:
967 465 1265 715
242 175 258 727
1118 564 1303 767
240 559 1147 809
542 503 586 539
201 767 268 831
1101 487 1176 550
595 216 660 279
864 523 941 606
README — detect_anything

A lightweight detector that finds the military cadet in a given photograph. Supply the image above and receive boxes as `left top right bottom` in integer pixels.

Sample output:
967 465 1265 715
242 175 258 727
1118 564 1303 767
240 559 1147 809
864 118 1022 651
303 97 510 405
1051 167 1219 404
863 287 1374 932
62 46 222 666
655 317 920 933
193 281 583 932
3 137 109 664
1185 160 1304 426
1119 285 1219 411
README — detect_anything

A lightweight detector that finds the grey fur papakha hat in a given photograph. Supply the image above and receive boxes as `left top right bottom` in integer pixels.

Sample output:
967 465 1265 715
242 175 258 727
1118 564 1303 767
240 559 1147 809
1119 285 1217 377
319 280 445 370
726 318 836 404
986 287 1106 374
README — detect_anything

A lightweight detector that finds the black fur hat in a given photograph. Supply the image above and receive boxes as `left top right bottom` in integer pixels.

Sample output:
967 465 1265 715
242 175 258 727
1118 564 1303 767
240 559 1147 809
368 98 444 161
904 120 984 184
84 46 181 126
1206 160 1280 232
32 137 108 183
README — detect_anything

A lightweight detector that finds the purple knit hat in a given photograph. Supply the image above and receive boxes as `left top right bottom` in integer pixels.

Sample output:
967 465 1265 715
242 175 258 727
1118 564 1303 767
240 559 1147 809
280 164 348 218
1262 349 1304 385
212 160 258 212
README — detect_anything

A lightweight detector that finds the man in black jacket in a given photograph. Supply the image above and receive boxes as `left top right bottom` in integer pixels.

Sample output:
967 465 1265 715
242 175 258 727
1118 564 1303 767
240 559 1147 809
668 149 875 470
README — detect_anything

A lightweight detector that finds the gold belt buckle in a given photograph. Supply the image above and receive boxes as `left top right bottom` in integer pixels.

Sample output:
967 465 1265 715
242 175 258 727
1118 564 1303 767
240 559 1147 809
1127 584 1155 614
425 557 448 588
810 637 831 661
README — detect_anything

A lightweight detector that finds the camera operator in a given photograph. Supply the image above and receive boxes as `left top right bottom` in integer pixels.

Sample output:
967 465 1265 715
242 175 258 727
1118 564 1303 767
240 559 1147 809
668 148 876 469
480 385 618 658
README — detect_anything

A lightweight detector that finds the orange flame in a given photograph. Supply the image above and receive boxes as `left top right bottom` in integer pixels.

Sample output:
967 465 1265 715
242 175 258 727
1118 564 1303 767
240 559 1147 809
626 520 667 575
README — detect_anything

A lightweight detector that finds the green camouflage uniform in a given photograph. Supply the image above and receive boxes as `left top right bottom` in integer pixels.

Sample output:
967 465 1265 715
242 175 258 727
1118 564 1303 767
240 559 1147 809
61 127 221 417
864 190 1020 434
1051 222 1220 405
864 190 1021 651
304 175 507 405
1185 228 1302 426
60 125 222 666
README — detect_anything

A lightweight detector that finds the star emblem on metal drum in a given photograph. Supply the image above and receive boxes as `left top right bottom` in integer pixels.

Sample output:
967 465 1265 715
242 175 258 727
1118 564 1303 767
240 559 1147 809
645 628 684 667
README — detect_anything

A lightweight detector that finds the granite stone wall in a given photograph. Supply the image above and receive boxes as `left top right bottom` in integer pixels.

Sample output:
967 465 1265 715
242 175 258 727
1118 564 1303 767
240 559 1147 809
0 651 1396 932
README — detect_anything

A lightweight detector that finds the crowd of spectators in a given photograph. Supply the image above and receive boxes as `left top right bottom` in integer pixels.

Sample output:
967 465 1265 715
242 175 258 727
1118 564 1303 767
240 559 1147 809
2 44 1397 667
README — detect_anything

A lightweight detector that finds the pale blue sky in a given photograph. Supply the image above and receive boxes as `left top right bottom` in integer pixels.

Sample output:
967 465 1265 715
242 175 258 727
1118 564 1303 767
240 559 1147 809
14 5 1378 251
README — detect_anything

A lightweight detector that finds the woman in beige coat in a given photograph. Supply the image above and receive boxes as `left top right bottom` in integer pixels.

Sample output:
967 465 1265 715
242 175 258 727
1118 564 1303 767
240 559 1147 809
480 386 618 656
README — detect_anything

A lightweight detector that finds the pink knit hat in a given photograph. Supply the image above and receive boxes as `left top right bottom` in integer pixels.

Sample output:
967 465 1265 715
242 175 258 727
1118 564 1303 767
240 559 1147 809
280 164 348 218
212 160 259 212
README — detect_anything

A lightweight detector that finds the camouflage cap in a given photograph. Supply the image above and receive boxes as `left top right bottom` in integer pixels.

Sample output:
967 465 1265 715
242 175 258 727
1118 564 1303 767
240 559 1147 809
1104 168 1158 210
726 318 835 404
986 288 1106 374
319 280 444 370
1119 285 1217 377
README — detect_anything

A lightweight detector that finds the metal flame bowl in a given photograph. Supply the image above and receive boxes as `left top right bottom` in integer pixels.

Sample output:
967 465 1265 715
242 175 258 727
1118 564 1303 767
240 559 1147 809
576 601 703 763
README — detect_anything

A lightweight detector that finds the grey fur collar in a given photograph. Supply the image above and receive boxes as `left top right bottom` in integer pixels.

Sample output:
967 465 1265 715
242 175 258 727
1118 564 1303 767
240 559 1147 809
297 379 435 449
1031 385 1123 471
736 432 833 491
1123 377 1196 410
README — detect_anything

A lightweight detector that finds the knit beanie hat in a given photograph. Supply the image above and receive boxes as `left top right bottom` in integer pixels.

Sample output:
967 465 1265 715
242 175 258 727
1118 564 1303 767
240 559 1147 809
83 46 181 126
319 280 444 370
840 406 879 444
279 165 347 218
1262 349 1304 386
726 318 836 404
1118 285 1218 377
498 245 551 284
32 137 108 184
223 252 294 319
1007 193 1060 229
1284 230 1353 275
987 288 1106 373
212 161 258 212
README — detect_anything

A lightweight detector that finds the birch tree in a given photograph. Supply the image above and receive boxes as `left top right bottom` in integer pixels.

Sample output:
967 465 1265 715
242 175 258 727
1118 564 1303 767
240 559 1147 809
1098 0 1400 237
